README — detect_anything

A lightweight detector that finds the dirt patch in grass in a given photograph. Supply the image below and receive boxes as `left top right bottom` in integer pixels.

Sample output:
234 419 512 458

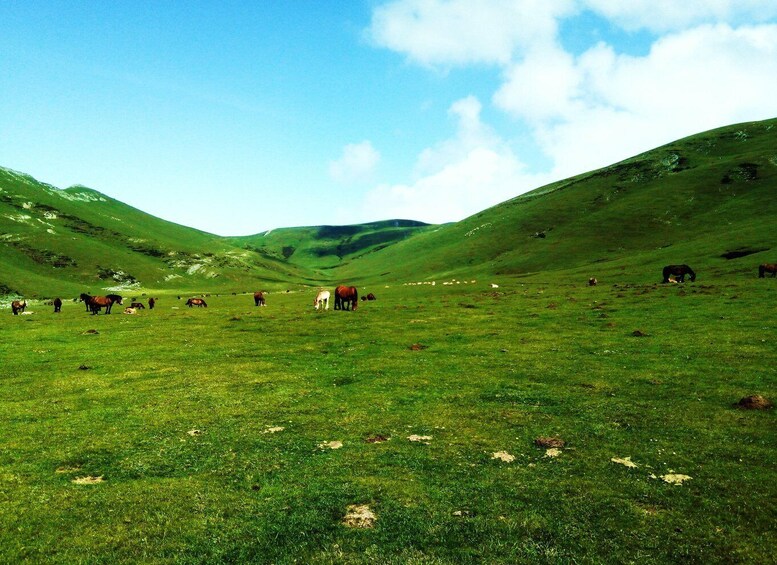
409 343 428 351
263 426 285 434
342 504 376 528
318 441 343 450
365 435 389 443
72 476 104 485
662 473 692 485
534 436 565 448
735 395 773 410
491 451 515 463
407 435 432 444
632 330 649 337
611 457 638 468
544 448 562 458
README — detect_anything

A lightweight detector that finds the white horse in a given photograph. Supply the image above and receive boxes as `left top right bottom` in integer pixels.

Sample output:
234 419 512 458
314 290 330 310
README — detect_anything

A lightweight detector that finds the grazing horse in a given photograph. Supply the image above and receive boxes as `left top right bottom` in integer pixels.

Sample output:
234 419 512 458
186 298 207 308
334 285 358 311
106 294 123 306
361 293 377 301
588 277 598 286
53 297 62 313
80 293 116 314
314 290 330 310
148 297 156 309
254 291 266 306
11 300 27 315
662 264 696 283
130 302 146 309
758 263 777 278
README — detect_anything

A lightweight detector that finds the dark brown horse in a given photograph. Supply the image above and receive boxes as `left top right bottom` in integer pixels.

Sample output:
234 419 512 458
254 291 266 306
11 300 27 315
106 294 123 306
334 285 358 310
662 264 696 283
148 297 156 309
186 298 207 308
130 302 146 309
79 293 116 314
361 293 377 301
758 263 777 278
53 297 62 313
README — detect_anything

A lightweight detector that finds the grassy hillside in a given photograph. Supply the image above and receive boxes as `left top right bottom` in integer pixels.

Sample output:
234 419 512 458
0 168 317 298
336 118 777 285
3 118 777 298
227 219 435 270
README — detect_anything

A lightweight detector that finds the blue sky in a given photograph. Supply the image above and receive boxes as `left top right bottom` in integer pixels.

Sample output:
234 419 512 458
2 1 777 236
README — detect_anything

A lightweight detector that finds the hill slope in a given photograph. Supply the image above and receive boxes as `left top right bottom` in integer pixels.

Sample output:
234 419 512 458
0 168 317 297
3 117 776 297
334 118 777 284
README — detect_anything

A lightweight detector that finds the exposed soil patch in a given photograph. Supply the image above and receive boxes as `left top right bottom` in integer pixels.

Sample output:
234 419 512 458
611 457 638 468
342 504 376 528
82 329 99 335
544 448 562 458
735 395 773 410
632 330 649 337
491 451 515 463
72 475 104 485
662 473 692 485
407 435 432 444
535 437 565 448
409 343 428 351
263 426 285 434
318 441 343 450
365 435 389 443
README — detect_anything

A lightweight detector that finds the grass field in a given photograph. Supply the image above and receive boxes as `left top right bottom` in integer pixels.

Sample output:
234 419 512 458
1 277 774 563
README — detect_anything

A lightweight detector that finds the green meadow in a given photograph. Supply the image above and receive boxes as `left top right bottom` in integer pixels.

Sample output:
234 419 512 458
2 119 776 562
1 279 774 563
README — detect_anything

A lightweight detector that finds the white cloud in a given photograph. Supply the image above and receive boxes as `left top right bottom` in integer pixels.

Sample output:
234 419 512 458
367 0 575 66
583 0 777 32
362 96 546 223
498 24 777 177
329 141 381 183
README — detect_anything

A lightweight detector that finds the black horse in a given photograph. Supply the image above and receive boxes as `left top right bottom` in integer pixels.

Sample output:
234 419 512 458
662 264 696 283
53 297 62 313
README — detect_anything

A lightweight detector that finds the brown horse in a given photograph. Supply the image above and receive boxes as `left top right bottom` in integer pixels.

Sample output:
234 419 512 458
662 264 696 283
758 263 777 278
334 285 358 311
186 298 207 308
130 302 146 309
53 297 62 313
11 300 27 315
106 294 123 306
148 297 156 309
254 291 266 306
80 293 116 314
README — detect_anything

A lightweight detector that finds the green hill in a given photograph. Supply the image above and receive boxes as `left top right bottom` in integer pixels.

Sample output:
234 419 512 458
226 219 436 270
2 117 776 297
335 118 777 284
0 168 316 298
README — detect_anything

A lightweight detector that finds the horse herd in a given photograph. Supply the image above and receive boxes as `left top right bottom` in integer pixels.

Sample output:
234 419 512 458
7 264 776 316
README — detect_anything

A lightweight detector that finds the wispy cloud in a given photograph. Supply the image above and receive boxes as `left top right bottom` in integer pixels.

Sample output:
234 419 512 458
329 140 381 184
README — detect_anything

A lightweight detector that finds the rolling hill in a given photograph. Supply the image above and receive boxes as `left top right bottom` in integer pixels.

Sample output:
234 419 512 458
2 117 776 298
334 117 777 284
